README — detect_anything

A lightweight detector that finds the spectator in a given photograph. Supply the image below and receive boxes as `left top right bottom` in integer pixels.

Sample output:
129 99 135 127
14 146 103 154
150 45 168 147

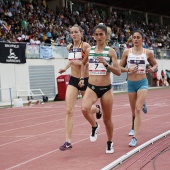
161 70 165 85
164 75 169 86
165 69 170 85
153 70 158 86
159 77 163 86
44 32 52 45
0 0 169 51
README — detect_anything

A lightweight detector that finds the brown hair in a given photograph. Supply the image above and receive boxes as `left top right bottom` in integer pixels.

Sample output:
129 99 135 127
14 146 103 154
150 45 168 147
71 24 84 33
132 30 144 39
94 24 107 34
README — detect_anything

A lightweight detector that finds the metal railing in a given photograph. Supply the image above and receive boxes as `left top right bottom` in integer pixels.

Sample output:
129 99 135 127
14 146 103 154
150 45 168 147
0 42 169 60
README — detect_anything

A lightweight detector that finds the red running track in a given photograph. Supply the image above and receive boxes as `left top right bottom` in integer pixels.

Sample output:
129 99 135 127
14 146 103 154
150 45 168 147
0 87 169 170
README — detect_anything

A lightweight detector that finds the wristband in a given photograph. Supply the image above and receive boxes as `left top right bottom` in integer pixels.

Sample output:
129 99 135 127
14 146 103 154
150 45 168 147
79 77 84 80
105 64 108 69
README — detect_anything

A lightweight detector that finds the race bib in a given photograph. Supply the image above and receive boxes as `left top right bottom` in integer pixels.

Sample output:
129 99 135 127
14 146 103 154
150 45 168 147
89 58 106 75
129 59 146 74
68 48 82 61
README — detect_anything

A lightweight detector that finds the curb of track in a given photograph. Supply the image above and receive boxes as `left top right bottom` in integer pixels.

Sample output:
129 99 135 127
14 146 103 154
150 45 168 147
101 130 170 170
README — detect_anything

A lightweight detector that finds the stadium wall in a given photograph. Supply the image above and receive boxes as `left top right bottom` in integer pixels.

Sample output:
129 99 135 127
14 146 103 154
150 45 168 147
0 58 169 102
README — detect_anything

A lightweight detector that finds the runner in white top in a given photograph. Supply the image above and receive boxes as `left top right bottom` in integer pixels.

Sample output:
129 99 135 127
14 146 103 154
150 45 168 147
127 48 148 74
58 25 102 151
119 30 158 147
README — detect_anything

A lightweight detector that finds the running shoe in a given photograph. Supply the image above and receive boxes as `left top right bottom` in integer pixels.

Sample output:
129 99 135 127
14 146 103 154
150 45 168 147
59 141 72 151
90 123 100 142
142 101 147 114
129 137 137 147
128 129 134 136
96 105 102 119
106 141 114 154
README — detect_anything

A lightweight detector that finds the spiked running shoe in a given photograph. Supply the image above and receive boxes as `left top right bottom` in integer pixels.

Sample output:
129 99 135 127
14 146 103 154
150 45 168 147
96 105 102 119
142 101 147 114
59 141 72 151
90 123 100 142
128 129 134 136
129 137 137 147
106 141 114 154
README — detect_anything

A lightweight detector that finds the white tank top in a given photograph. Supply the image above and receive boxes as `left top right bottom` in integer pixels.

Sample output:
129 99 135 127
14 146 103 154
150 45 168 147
127 48 147 74
68 42 84 61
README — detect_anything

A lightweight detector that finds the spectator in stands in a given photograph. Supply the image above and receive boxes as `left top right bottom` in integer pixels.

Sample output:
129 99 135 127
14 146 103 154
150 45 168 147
119 30 158 147
58 24 102 151
29 35 36 44
44 32 53 45
79 24 121 153
0 0 170 51
30 35 41 45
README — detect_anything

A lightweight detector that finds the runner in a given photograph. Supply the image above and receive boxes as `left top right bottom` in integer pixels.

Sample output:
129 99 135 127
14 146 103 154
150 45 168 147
59 24 102 151
79 24 121 153
119 30 158 146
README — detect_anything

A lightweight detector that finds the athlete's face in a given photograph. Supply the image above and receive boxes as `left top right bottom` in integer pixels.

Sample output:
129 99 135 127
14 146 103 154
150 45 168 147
94 28 107 45
132 32 143 46
70 27 82 41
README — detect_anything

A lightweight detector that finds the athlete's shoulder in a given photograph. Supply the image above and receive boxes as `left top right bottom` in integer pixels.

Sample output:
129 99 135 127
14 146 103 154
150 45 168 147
108 46 115 52
122 47 130 55
145 48 153 54
82 42 91 49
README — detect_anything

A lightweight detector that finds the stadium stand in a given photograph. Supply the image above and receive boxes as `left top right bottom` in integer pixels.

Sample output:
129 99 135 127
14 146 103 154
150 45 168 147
0 0 169 51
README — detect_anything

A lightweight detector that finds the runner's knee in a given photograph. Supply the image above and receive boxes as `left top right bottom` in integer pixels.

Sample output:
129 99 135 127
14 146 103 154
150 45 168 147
66 107 73 116
135 107 141 114
103 118 112 126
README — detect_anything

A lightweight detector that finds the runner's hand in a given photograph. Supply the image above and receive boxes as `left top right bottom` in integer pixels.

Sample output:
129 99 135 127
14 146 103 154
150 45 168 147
147 67 155 73
58 69 65 74
78 80 84 87
97 56 106 65
129 65 138 74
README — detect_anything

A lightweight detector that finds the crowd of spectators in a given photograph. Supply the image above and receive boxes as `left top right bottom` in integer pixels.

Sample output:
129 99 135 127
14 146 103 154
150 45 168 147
0 0 170 51
151 69 170 87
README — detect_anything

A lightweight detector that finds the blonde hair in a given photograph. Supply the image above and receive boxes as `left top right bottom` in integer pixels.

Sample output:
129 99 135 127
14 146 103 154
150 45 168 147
43 35 47 41
107 26 112 40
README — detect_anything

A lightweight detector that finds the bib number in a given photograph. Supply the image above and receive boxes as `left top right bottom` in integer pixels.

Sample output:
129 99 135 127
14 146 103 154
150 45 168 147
89 58 106 75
